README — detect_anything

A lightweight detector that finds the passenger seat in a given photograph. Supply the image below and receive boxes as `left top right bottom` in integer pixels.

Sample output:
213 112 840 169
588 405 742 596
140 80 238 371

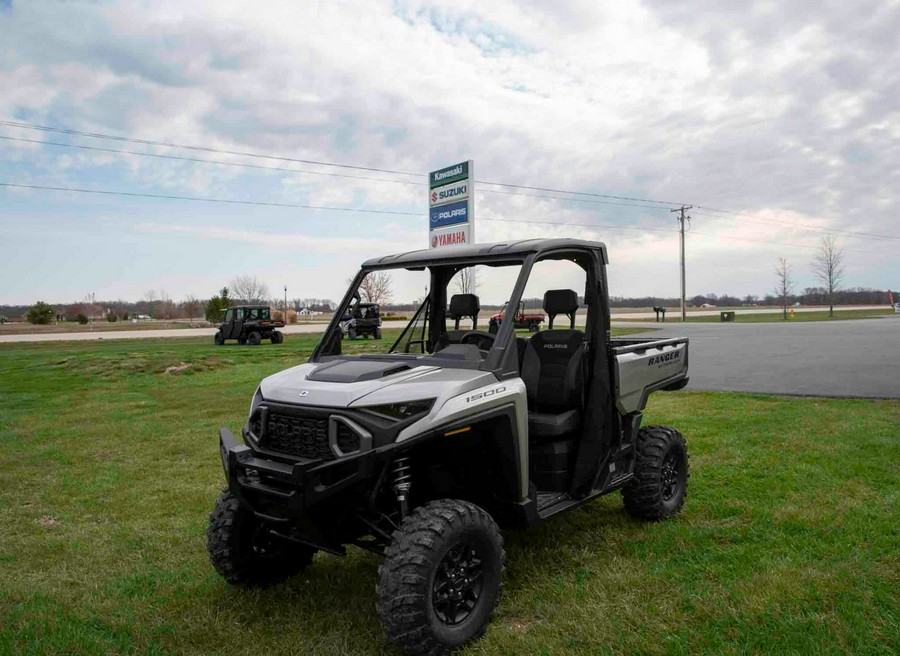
521 289 584 439
435 293 480 351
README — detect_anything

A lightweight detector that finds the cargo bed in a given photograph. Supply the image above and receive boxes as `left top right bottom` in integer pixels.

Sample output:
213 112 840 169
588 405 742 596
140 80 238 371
610 336 689 414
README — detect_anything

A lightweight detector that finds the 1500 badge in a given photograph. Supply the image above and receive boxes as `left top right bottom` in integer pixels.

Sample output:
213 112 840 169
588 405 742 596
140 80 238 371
466 386 506 402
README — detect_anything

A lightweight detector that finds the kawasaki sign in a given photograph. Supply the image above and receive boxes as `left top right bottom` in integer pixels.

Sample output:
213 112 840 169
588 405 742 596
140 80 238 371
429 160 474 250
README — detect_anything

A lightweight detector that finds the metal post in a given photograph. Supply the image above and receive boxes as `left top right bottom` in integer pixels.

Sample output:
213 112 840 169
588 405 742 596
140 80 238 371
670 206 692 322
284 286 288 323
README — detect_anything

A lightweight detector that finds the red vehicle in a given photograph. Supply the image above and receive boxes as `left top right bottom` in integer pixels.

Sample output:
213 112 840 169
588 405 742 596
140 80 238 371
489 300 544 333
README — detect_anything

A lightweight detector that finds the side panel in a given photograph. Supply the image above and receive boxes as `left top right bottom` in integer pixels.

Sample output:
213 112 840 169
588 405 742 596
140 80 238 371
398 378 529 499
614 339 688 414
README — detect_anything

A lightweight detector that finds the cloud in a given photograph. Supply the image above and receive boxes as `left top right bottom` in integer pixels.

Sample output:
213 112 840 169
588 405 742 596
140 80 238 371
1 0 898 303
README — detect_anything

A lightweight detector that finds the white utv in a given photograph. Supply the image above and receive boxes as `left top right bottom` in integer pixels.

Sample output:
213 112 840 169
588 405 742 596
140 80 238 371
208 238 690 655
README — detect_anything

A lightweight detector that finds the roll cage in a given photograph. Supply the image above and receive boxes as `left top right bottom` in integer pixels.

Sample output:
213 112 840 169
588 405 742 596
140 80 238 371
311 239 611 381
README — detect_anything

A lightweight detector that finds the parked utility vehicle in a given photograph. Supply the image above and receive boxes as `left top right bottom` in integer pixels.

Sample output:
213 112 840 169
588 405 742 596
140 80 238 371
489 300 545 333
214 305 284 345
339 297 382 340
208 239 690 655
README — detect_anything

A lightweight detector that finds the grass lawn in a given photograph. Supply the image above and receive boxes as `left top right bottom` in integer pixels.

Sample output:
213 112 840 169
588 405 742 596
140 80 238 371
616 308 895 324
0 332 897 655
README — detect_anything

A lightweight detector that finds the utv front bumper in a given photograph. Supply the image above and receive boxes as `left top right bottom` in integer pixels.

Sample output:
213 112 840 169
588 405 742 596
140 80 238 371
218 426 375 524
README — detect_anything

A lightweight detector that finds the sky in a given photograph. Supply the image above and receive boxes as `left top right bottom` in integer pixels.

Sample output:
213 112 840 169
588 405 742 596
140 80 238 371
1 0 898 306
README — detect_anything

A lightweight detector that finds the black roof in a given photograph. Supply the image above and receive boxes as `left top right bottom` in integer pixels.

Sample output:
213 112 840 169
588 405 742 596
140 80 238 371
227 304 270 309
362 238 608 269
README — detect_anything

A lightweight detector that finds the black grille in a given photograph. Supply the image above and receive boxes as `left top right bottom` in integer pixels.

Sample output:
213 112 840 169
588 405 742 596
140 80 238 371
265 412 333 460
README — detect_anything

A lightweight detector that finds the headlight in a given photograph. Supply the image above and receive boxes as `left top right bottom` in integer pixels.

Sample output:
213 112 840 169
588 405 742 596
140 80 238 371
361 398 435 421
249 387 263 417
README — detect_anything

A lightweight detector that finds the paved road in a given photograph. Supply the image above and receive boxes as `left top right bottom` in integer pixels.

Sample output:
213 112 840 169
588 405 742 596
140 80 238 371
0 321 417 343
3 312 898 399
0 305 888 343
617 316 900 399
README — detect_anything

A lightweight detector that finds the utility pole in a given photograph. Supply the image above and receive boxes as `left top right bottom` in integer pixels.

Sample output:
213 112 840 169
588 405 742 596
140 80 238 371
670 205 692 322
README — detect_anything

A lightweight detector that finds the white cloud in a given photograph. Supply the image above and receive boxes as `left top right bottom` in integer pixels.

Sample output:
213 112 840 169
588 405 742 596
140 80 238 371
0 0 898 303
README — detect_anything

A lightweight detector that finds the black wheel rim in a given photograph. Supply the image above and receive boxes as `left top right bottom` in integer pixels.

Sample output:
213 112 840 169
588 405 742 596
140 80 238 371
661 450 682 501
432 542 483 626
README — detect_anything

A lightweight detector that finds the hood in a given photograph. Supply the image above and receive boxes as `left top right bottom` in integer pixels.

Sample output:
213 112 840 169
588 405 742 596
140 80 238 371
258 358 493 409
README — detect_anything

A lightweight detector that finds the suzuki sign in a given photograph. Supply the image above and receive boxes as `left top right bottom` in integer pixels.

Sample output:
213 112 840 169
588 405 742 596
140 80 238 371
429 160 473 250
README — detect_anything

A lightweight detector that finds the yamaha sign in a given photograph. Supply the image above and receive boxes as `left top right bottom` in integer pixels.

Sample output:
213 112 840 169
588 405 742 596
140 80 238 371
429 160 473 250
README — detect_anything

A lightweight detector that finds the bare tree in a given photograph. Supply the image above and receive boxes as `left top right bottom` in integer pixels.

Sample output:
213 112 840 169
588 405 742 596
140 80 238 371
183 295 201 326
157 289 175 320
811 234 845 317
359 271 393 305
775 257 794 320
142 289 158 317
230 275 270 304
453 267 480 295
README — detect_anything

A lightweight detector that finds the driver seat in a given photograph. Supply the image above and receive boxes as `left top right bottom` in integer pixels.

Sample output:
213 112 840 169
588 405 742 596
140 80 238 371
521 290 584 439
436 294 480 351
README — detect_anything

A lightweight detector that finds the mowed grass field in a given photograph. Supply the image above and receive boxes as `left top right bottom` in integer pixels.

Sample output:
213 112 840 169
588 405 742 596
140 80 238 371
0 332 897 655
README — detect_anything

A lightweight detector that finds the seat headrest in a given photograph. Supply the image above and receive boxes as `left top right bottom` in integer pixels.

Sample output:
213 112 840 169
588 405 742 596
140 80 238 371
449 294 480 318
543 289 578 316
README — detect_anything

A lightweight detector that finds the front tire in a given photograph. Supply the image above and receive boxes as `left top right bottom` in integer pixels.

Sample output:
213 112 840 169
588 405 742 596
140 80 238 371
622 425 689 520
214 331 224 345
374 327 382 339
348 327 356 340
379 499 505 655
207 492 316 587
528 322 540 333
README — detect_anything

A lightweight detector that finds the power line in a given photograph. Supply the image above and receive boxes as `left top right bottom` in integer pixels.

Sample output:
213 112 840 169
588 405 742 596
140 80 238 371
0 120 421 177
0 182 421 216
693 207 900 242
0 135 424 187
2 180 879 254
2 120 893 245
480 216 677 234
0 119 685 206
0 134 672 212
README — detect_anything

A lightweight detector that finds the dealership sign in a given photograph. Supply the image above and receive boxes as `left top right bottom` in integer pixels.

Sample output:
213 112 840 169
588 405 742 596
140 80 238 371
429 160 473 249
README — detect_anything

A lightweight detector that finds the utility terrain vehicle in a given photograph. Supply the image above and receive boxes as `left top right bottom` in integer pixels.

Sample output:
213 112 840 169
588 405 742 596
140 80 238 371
340 298 383 340
214 305 284 345
208 239 690 655
488 300 544 333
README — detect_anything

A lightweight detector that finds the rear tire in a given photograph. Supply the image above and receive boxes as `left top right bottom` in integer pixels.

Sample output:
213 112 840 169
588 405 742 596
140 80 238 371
348 327 356 340
622 425 689 520
214 331 224 345
379 499 505 655
528 322 540 333
247 332 261 346
271 331 283 344
207 492 315 587
374 327 382 339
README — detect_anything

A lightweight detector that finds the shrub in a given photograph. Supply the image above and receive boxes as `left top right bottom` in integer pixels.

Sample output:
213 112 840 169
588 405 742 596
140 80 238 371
107 313 118 322
205 287 230 323
26 302 54 325
76 314 89 325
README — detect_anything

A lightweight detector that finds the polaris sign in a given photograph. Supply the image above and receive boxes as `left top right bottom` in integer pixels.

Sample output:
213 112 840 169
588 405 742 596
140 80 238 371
429 160 474 250
430 199 468 228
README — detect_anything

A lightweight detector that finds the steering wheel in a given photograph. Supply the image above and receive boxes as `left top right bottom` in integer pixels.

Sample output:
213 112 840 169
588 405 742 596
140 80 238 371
460 331 496 353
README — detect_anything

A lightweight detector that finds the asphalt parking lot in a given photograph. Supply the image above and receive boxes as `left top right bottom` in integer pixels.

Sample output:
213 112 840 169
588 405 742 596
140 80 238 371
620 316 900 399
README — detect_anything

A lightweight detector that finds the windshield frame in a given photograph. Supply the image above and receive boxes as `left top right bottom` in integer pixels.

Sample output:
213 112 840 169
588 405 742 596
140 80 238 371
310 255 535 375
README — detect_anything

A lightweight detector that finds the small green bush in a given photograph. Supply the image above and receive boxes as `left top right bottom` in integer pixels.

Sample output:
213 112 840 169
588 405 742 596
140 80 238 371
76 314 89 325
26 302 54 325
